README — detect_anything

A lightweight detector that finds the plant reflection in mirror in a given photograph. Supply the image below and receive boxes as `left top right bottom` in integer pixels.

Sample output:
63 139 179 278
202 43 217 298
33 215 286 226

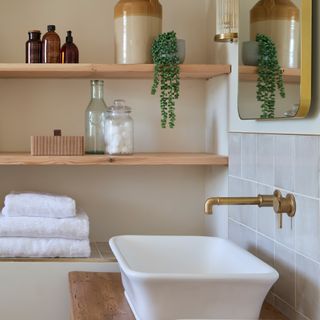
256 34 285 119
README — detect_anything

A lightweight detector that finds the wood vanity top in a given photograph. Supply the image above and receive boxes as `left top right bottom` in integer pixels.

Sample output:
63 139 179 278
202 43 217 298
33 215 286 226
69 272 135 320
69 272 288 320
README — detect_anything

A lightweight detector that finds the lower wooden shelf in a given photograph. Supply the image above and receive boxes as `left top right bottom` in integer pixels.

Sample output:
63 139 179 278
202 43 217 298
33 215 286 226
0 153 228 166
0 242 115 263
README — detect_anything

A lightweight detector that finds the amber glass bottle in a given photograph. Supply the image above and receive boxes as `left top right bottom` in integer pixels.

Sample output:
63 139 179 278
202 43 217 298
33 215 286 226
26 30 42 63
42 25 61 63
60 31 79 63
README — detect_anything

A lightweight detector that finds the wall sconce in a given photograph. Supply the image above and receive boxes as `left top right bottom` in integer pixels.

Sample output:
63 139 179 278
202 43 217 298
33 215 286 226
215 0 239 42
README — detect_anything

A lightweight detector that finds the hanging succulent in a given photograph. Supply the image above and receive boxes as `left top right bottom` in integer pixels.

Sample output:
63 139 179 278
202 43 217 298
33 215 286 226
256 33 285 119
151 31 180 128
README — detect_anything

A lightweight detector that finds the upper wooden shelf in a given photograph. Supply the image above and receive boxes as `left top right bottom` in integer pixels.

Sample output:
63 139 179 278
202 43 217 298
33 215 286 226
0 153 228 166
0 63 231 80
239 65 300 84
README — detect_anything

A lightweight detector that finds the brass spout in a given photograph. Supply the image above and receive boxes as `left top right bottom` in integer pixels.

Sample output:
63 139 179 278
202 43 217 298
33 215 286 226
204 195 274 214
204 190 296 229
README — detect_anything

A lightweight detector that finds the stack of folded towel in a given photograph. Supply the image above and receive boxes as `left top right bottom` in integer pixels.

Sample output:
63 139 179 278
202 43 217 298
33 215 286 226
0 192 90 258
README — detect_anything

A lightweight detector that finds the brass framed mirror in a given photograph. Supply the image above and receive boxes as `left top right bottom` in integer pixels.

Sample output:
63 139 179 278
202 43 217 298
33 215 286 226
238 0 312 120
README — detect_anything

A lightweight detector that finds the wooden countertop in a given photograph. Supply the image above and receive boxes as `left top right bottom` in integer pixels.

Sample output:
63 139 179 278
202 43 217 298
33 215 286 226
69 272 288 320
69 272 135 320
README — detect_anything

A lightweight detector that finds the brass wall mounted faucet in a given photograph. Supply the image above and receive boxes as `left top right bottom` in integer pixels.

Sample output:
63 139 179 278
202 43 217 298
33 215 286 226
204 190 296 228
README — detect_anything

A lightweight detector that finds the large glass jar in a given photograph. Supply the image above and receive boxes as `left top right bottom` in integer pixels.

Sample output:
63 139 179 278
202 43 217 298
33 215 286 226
105 100 134 155
85 80 107 154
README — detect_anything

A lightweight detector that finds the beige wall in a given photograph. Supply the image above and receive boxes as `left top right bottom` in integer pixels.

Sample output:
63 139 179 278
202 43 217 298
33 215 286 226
0 1 230 320
0 0 213 241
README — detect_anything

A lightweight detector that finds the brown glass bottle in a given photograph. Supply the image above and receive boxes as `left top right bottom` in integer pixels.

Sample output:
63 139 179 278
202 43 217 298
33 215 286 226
26 30 42 63
60 31 79 63
42 25 61 63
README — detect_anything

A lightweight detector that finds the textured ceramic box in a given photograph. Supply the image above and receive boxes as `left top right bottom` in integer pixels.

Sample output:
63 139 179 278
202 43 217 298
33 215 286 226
31 136 84 156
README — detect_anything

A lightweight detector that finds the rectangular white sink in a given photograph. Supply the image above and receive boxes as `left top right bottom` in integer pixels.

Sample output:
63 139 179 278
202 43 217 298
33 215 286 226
109 235 279 320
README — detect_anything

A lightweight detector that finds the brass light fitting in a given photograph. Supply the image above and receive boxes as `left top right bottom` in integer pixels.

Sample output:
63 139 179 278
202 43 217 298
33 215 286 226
214 33 238 43
215 0 239 43
204 190 296 229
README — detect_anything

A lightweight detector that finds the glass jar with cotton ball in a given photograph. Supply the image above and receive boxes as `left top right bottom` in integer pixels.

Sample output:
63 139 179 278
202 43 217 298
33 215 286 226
104 100 134 155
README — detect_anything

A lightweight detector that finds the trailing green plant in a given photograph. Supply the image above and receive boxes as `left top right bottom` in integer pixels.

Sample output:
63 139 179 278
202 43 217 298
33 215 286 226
151 31 180 128
256 33 285 119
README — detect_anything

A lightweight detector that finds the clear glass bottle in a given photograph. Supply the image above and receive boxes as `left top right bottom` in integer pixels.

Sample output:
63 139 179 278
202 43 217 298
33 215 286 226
105 100 134 155
85 80 107 154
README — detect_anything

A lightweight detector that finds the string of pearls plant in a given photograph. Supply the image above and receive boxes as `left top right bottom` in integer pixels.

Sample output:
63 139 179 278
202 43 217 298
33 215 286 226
256 33 285 119
151 31 180 128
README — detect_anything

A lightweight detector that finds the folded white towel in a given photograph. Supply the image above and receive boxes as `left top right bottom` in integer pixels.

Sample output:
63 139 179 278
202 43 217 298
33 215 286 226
0 238 91 258
3 192 76 218
0 209 89 240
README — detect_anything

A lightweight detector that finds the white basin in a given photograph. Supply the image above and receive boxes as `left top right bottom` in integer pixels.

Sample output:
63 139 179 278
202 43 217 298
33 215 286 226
109 235 279 320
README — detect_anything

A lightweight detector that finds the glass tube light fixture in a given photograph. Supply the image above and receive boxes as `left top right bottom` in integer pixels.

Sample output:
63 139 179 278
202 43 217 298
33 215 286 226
215 0 239 42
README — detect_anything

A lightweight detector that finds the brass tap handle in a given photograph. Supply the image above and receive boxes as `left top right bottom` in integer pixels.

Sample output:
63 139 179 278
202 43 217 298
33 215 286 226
273 190 296 228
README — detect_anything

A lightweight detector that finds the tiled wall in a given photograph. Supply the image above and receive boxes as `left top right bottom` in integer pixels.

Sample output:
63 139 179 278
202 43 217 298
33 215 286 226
228 133 320 320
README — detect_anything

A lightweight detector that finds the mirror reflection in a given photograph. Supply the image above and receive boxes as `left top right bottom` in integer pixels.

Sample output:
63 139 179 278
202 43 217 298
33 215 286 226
238 0 311 120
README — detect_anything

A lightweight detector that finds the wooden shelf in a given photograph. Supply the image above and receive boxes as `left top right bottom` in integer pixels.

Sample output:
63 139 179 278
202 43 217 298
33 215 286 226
239 65 300 83
0 63 231 80
0 242 116 263
0 153 228 166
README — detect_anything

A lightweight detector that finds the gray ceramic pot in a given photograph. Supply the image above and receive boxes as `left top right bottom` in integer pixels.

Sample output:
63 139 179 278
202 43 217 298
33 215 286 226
160 39 186 64
242 41 259 66
177 39 186 64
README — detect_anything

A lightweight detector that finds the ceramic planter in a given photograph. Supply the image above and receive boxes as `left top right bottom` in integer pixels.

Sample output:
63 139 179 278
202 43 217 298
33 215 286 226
114 0 162 64
250 0 300 68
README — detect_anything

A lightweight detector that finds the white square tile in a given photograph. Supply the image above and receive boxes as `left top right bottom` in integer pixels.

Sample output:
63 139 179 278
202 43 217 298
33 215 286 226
228 176 257 229
257 184 275 239
228 219 257 255
238 179 257 229
257 134 274 186
228 176 242 222
275 135 294 191
229 133 241 177
295 195 320 262
257 234 274 267
294 136 319 198
274 243 295 307
241 134 257 180
296 253 320 320
274 297 309 320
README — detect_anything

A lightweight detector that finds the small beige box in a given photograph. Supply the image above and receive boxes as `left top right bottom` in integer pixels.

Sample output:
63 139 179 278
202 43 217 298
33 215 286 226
31 134 84 156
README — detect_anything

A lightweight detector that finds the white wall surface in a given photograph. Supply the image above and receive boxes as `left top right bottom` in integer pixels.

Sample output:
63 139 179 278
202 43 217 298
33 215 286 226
203 0 230 238
0 166 205 241
0 1 236 318
0 0 211 241
0 262 118 320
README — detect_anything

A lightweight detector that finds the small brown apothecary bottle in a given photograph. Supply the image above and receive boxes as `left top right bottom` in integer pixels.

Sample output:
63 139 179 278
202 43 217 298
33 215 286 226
60 31 79 63
26 30 42 63
42 25 61 63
